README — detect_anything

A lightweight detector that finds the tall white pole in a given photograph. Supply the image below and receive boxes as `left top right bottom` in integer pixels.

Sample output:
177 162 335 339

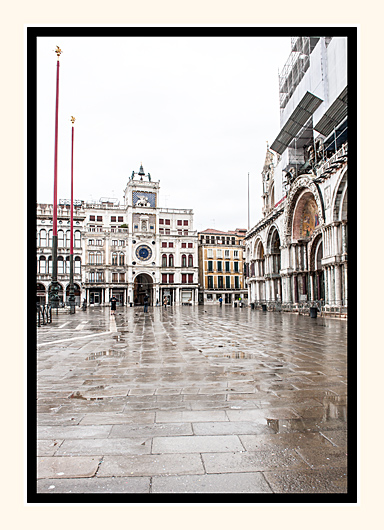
247 172 250 230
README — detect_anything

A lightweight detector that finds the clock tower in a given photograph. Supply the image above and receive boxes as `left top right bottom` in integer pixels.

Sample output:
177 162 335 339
125 164 161 305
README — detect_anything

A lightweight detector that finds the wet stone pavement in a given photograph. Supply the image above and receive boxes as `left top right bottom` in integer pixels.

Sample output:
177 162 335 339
36 305 348 495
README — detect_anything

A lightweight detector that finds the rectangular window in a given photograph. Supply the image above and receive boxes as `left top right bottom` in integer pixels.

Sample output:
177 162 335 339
165 229 170 235
162 242 167 248
217 261 222 272
217 249 222 258
168 242 174 248
162 274 167 284
188 243 193 248
181 242 187 248
159 219 164 224
225 261 230 272
118 240 125 246
118 216 123 222
235 276 239 289
90 215 95 221
182 274 187 284
111 240 118 246
89 272 95 282
96 272 103 282
165 219 170 225
159 228 164 234
96 240 102 246
188 274 193 283
226 276 231 288
207 261 213 272
207 294 213 300
178 230 182 235
177 220 182 226
234 261 239 272
119 273 125 282
183 230 188 235
169 274 174 284
207 249 213 258
112 273 118 282
225 250 230 258
207 276 213 289
218 276 223 288
89 239 94 245
183 220 188 226
97 216 102 222
234 250 239 257
111 216 116 222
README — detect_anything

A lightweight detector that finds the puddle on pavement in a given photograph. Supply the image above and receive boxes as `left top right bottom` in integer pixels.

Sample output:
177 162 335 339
86 350 125 360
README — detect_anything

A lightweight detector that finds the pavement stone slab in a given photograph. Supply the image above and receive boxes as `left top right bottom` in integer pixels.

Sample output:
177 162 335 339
79 412 156 425
37 425 112 440
151 472 273 493
156 410 228 423
192 421 270 436
55 437 152 456
152 435 243 454
37 456 102 479
109 422 193 438
263 468 348 493
37 439 64 456
98 453 205 477
202 450 310 474
37 477 151 494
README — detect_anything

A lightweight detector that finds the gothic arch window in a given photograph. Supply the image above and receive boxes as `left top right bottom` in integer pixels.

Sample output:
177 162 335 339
188 255 193 267
66 230 71 248
119 253 125 266
66 255 70 273
48 229 53 247
58 256 64 274
182 254 187 267
169 254 174 267
74 230 81 248
162 254 167 267
112 252 118 265
38 255 46 273
39 229 47 247
75 256 81 274
58 230 65 248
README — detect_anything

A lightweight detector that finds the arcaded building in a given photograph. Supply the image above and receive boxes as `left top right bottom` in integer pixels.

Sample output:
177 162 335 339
36 165 199 306
245 37 348 315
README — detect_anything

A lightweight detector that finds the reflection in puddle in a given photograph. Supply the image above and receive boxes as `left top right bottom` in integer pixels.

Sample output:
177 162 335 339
86 350 125 360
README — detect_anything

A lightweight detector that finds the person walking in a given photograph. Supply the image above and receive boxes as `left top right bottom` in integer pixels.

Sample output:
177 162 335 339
219 296 223 307
143 293 149 313
163 296 168 309
110 295 117 316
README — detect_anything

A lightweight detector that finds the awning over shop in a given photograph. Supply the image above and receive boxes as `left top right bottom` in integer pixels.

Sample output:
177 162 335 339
314 86 348 137
270 91 323 155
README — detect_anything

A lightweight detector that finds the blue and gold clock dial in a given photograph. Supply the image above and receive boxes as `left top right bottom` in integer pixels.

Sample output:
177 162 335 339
135 244 152 262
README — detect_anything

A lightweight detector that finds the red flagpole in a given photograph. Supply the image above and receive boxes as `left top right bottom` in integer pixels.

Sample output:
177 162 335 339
53 56 60 237
70 120 74 254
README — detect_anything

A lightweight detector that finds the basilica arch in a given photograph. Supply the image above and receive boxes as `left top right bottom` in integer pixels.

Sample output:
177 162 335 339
133 273 154 306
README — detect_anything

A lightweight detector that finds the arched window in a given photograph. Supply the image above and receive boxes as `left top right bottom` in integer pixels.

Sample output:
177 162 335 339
66 230 71 248
66 256 70 273
75 256 81 274
74 230 81 248
39 229 47 247
182 254 187 267
39 256 46 273
58 230 65 247
188 255 193 267
162 254 167 267
58 256 64 274
119 253 124 266
112 253 118 265
47 256 52 273
96 252 102 264
48 230 53 247
169 254 174 267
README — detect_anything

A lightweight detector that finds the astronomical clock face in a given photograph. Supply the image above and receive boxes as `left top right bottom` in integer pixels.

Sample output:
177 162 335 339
135 244 152 262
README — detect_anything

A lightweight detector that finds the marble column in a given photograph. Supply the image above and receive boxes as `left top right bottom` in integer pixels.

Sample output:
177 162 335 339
343 262 348 306
309 273 314 301
334 264 342 305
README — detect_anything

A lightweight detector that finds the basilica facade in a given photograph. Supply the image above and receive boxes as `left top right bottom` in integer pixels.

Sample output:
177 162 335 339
245 37 348 316
36 165 199 307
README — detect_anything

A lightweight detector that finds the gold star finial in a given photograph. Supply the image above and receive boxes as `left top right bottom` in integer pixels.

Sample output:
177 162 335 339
71 116 76 125
54 46 62 58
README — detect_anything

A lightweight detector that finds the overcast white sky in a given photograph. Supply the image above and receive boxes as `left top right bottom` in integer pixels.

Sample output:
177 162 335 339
36 35 292 232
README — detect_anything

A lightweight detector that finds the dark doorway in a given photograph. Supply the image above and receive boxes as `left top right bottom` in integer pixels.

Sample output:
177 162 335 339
134 274 153 305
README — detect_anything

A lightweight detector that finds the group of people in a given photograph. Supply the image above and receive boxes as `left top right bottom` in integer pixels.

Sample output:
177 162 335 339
110 294 170 315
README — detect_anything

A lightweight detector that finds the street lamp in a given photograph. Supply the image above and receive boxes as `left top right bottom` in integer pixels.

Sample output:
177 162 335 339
68 116 76 314
48 45 62 309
